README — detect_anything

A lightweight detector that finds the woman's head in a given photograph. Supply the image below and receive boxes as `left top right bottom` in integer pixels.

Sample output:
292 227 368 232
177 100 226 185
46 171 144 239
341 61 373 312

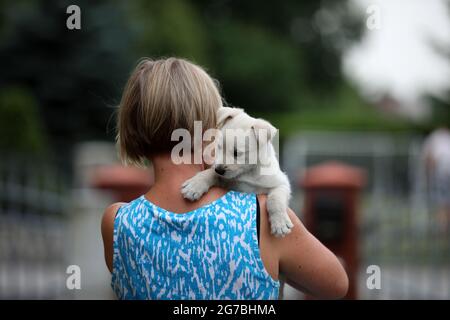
117 57 222 166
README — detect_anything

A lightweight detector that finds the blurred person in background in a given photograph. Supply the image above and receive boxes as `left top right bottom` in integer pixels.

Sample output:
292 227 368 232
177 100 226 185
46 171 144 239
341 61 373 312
423 126 450 233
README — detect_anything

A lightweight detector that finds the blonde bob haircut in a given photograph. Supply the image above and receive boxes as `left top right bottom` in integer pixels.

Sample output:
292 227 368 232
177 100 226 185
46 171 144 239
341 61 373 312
116 57 222 166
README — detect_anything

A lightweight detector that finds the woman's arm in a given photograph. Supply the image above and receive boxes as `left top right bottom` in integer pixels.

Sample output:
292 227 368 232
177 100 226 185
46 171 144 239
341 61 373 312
277 208 349 299
101 203 126 273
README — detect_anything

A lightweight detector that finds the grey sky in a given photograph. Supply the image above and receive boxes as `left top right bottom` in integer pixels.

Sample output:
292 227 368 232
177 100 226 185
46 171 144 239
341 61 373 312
344 0 450 117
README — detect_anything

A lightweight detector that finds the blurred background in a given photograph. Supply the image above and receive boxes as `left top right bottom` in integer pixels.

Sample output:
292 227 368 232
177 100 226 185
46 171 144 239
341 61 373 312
0 0 449 299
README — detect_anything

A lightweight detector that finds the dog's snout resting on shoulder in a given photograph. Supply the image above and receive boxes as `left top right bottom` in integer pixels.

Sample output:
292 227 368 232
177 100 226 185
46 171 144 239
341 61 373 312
214 165 226 176
181 106 294 237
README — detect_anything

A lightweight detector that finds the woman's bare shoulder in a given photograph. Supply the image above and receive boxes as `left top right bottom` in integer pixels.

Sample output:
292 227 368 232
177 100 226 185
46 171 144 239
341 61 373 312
101 202 126 273
101 203 126 230
256 194 304 245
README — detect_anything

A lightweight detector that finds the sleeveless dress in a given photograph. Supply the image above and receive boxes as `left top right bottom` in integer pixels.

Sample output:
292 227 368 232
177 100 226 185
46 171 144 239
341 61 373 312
111 190 280 299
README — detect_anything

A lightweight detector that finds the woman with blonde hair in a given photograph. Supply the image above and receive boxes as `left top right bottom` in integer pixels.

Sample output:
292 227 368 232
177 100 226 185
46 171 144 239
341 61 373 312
101 57 348 299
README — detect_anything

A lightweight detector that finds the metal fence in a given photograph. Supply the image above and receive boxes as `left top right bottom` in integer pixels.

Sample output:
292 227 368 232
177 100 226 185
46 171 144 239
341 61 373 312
1 134 449 300
283 131 450 299
0 154 71 299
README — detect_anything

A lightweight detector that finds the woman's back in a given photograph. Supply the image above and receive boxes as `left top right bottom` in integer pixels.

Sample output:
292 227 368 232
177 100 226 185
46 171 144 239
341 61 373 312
111 191 279 299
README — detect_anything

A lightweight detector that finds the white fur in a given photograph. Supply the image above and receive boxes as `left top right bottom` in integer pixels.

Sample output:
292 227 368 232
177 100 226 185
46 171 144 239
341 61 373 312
181 107 293 237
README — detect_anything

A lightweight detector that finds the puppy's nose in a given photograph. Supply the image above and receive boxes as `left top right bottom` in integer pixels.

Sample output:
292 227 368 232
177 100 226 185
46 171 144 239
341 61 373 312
215 166 226 175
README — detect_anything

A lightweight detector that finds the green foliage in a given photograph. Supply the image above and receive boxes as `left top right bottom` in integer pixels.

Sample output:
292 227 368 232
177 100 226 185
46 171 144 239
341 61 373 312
127 0 210 65
0 0 132 147
425 92 450 129
212 22 304 112
1 0 414 156
194 0 365 98
256 84 416 137
0 86 47 153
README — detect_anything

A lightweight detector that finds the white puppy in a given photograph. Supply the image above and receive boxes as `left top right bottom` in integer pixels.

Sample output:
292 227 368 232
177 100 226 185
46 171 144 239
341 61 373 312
181 107 293 237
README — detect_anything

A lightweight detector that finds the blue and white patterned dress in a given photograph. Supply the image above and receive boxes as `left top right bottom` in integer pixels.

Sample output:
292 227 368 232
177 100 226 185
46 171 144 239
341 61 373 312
111 191 280 299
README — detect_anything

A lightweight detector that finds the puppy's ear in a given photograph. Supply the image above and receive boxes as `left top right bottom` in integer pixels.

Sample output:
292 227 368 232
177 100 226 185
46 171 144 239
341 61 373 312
217 107 243 128
252 118 277 144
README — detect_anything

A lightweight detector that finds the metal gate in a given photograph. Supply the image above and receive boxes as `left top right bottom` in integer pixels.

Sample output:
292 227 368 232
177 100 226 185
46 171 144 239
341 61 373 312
0 154 70 299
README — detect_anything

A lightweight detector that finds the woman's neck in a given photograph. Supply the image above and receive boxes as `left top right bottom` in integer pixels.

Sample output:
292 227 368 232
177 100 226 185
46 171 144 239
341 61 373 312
144 154 202 210
152 153 204 187
144 153 225 214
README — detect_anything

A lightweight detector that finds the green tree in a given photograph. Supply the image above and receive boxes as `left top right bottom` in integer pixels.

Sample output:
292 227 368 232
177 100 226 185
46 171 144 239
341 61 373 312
0 0 132 149
193 0 364 112
0 0 368 156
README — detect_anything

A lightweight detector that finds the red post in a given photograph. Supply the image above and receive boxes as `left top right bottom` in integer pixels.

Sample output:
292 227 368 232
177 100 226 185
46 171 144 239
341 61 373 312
91 165 154 202
300 161 365 299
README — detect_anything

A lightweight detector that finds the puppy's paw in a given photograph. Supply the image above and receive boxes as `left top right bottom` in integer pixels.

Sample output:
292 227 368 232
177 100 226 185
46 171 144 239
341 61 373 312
269 212 294 237
181 175 209 201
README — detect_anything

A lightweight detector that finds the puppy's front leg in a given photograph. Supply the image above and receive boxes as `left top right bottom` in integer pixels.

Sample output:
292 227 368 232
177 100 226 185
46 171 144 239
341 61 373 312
181 168 217 201
267 185 293 237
